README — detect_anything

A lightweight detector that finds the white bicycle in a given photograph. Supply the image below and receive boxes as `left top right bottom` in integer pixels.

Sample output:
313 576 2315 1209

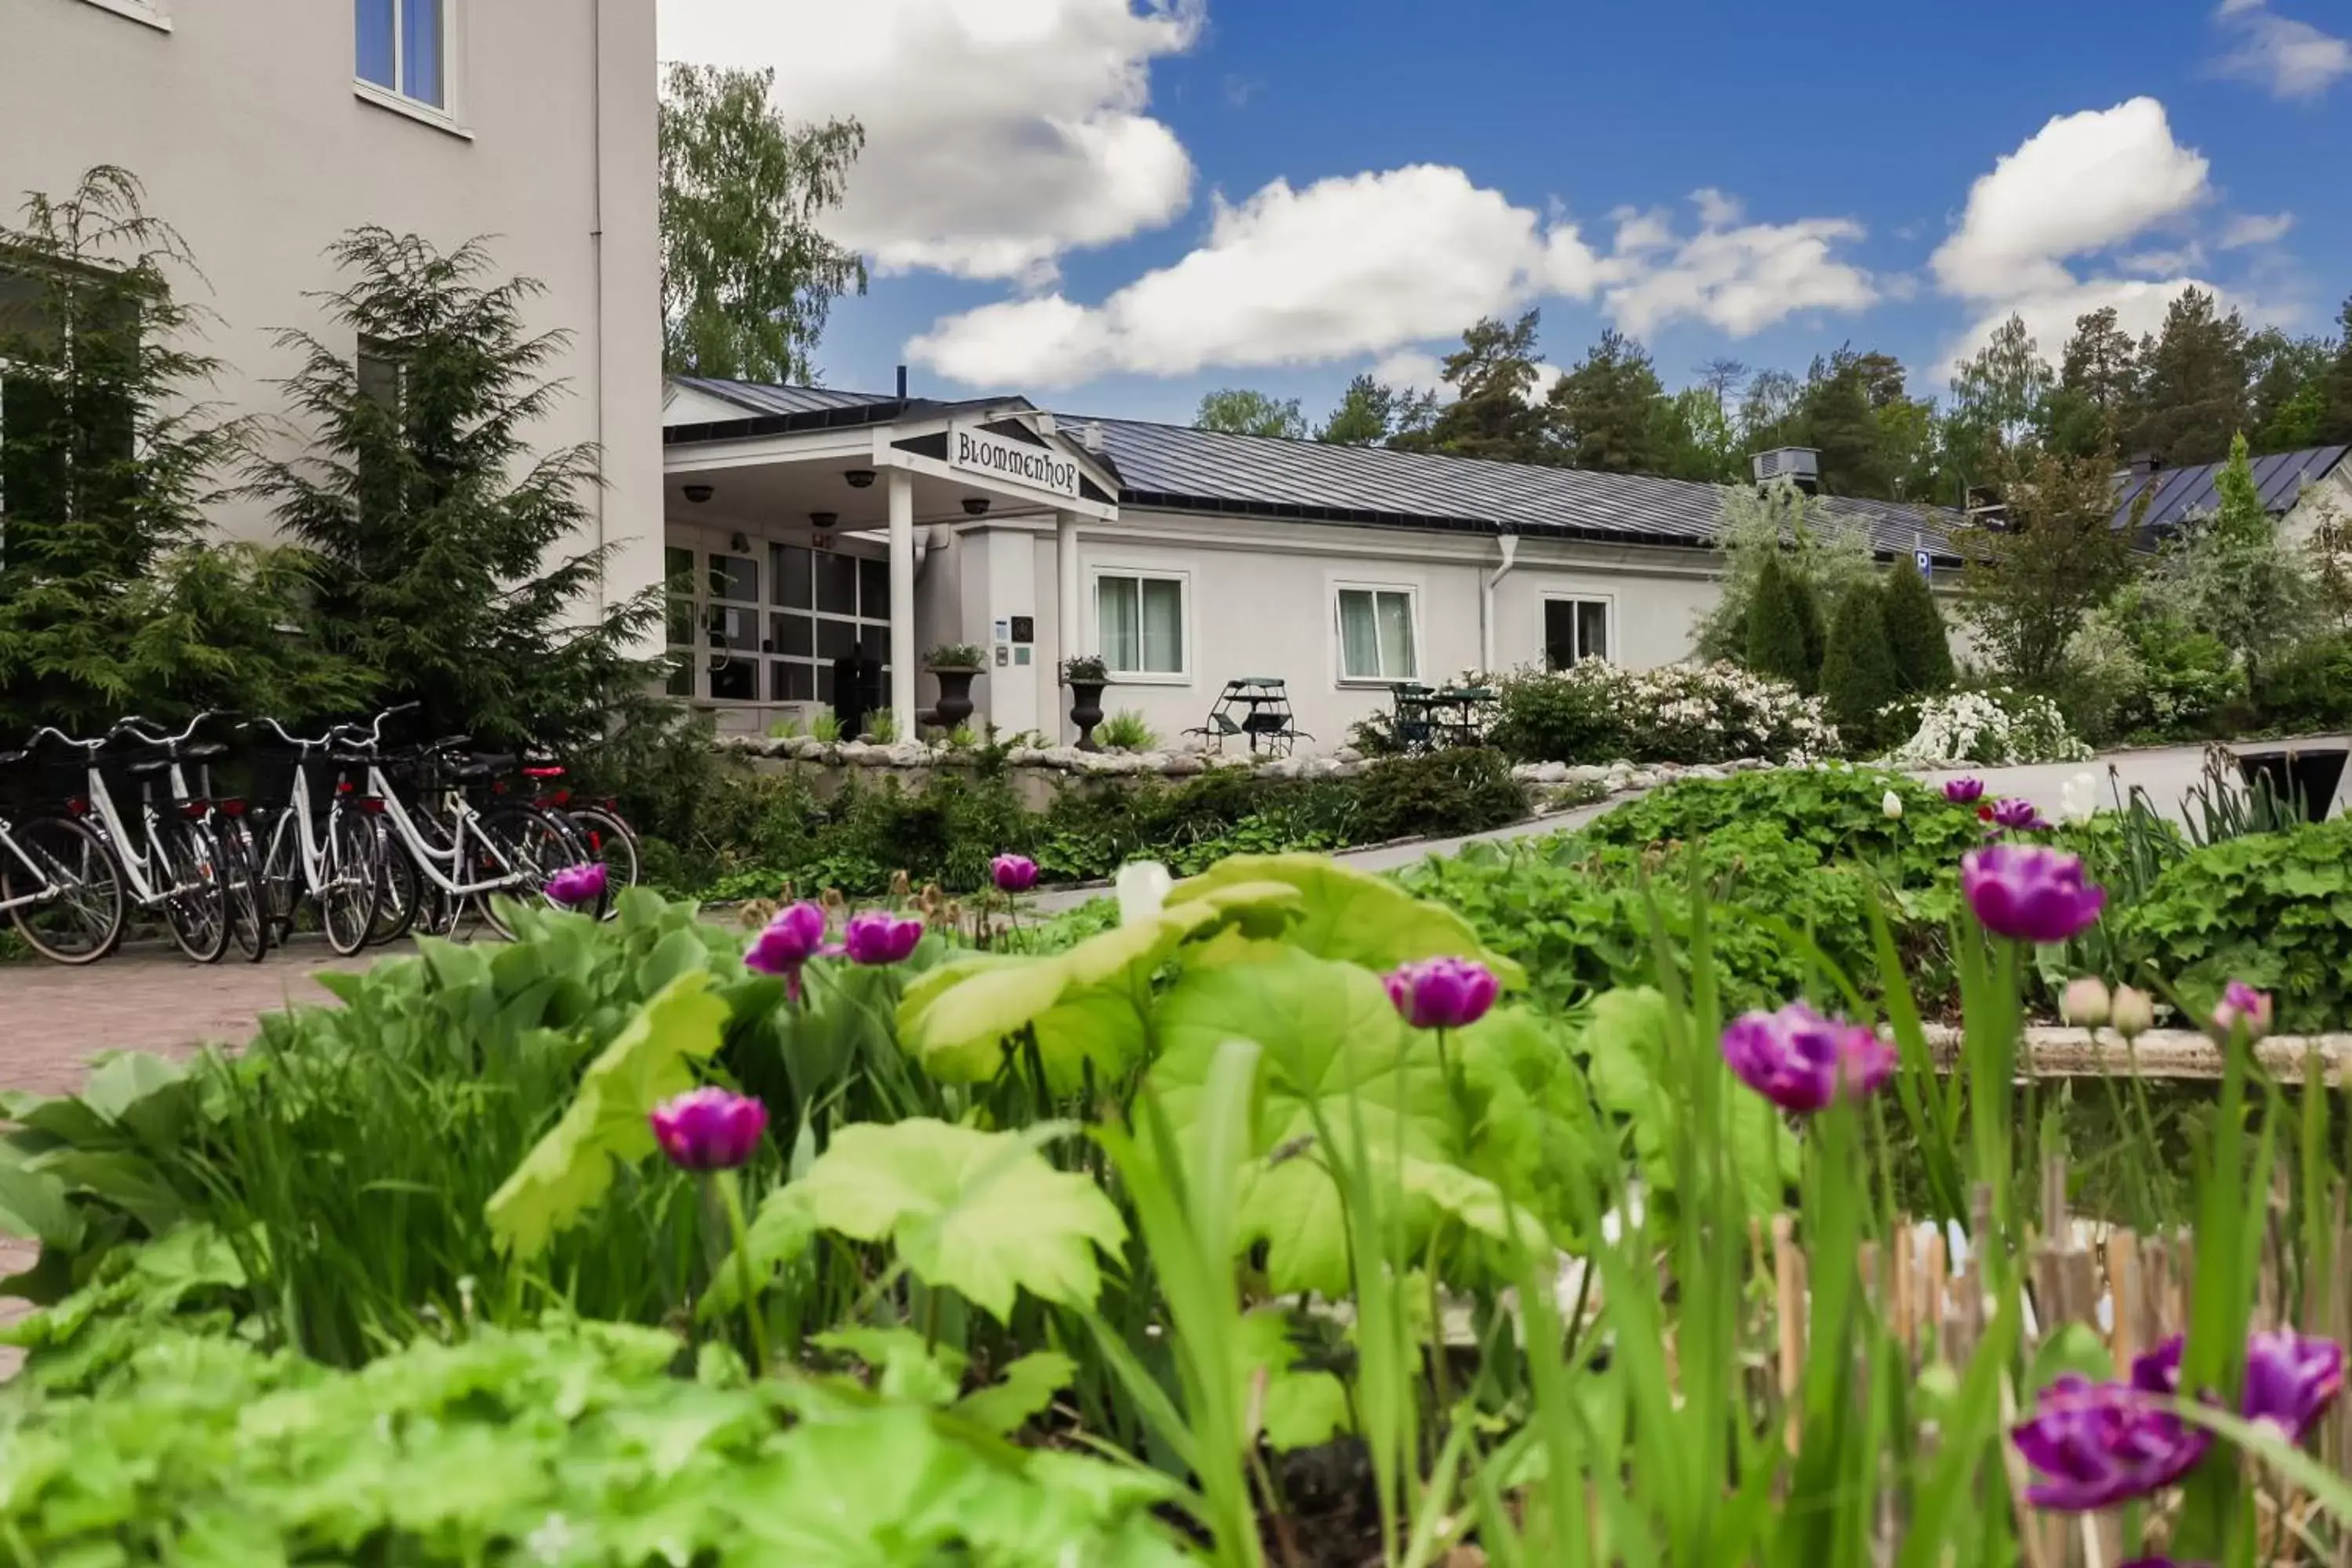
246 716 387 957
325 704 588 942
0 742 126 965
28 715 235 964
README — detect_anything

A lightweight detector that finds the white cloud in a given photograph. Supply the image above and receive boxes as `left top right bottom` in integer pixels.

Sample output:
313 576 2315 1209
1599 203 1879 337
2119 245 2205 277
658 0 1204 284
909 170 1879 386
1929 99 2210 299
2214 0 2352 99
1371 350 1452 401
2219 210 2296 248
909 165 1563 385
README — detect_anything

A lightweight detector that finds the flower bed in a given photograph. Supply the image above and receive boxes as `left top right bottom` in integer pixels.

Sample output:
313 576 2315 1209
1490 659 1840 767
1882 687 2093 768
2 794 2346 1563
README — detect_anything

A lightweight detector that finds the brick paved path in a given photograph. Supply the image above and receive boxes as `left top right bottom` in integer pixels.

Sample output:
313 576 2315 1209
1 943 375 1377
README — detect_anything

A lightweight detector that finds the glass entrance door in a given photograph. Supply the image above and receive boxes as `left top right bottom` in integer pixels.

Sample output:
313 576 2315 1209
663 528 894 710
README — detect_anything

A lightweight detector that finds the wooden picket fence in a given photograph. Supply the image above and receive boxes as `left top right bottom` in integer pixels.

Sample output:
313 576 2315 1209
1761 1157 2351 1567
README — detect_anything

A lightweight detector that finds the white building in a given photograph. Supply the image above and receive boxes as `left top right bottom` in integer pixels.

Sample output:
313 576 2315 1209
1 0 664 617
662 377 1965 750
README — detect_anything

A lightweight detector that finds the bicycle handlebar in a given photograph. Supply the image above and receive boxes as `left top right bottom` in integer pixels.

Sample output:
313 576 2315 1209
242 716 338 751
27 726 107 754
110 710 219 748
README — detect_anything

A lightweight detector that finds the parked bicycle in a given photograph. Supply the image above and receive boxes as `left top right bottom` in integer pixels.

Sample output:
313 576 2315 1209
506 757 641 920
0 743 127 965
322 705 593 940
25 714 236 963
245 716 389 956
114 713 271 963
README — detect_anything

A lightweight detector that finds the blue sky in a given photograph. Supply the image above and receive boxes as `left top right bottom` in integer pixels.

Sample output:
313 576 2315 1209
659 0 2352 426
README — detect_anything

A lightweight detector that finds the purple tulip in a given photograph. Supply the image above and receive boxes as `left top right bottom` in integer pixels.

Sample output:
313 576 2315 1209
648 1086 768 1171
2211 980 2274 1043
2241 1330 2343 1440
546 860 608 909
1961 844 2107 944
1384 956 1499 1031
1987 796 2050 832
2011 1337 2209 1512
991 853 1040 894
745 901 829 978
1719 1000 1894 1113
843 909 924 966
1944 777 1986 804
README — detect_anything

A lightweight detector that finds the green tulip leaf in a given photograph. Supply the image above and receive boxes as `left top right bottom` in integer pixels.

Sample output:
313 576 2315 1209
953 1350 1079 1437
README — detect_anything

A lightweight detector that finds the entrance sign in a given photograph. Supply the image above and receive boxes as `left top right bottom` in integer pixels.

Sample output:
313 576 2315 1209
949 423 1082 500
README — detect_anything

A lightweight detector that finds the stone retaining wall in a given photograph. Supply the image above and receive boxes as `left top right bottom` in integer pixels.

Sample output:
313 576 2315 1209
716 734 1784 815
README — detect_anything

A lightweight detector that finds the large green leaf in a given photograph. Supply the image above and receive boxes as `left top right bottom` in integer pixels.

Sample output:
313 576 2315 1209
781 1120 1127 1320
1235 1308 1350 1452
1169 853 1527 986
1149 946 1455 1294
484 974 732 1257
896 879 1303 1089
1578 985 1796 1217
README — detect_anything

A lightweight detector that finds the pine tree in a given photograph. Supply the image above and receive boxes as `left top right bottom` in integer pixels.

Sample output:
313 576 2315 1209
1878 554 1955 694
0 167 364 734
2317 296 2352 447
1819 586 1900 748
1394 312 1558 464
1744 554 1815 690
248 230 664 748
2128 287 2250 466
1552 329 1666 474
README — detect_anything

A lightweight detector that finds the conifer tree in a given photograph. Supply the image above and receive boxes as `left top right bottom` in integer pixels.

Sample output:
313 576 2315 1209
248 230 663 747
1745 554 1816 691
1819 586 1900 749
1878 554 1955 694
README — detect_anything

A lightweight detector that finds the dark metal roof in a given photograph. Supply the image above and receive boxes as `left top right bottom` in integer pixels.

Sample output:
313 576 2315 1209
665 379 1962 557
2112 445 2348 533
1061 415 1961 558
670 377 897 418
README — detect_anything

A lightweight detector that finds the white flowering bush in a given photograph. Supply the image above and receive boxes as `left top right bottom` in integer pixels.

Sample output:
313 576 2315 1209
1491 660 1839 765
1880 688 2092 768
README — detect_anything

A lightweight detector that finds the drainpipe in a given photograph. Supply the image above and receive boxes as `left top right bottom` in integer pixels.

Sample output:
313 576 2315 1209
1480 531 1520 673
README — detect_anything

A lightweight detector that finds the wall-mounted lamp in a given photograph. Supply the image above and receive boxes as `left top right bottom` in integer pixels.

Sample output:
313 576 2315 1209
682 483 714 504
844 469 877 489
729 532 750 554
809 511 838 528
961 496 991 517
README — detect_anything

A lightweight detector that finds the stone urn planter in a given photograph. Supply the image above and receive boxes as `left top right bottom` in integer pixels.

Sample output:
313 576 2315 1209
1062 655 1109 753
2235 743 2347 822
924 645 984 732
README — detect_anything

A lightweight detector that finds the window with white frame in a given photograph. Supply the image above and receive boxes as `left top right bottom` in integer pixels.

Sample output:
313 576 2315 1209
1094 571 1186 677
661 536 892 706
1542 596 1611 669
356 0 448 110
1334 585 1418 682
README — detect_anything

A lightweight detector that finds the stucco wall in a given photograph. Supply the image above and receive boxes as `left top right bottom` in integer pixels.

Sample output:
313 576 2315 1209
2 0 664 619
998 510 1735 753
2284 466 2352 550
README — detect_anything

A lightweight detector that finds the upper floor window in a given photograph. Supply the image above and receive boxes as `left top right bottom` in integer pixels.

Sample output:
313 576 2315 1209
356 0 445 110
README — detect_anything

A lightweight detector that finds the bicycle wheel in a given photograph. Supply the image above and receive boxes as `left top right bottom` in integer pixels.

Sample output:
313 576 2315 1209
159 821 232 964
321 811 383 958
3 815 127 965
566 806 637 921
257 808 303 939
218 818 270 964
470 805 586 942
368 833 421 946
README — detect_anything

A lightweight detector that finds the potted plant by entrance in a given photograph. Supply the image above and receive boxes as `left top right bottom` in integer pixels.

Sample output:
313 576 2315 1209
924 643 985 731
1062 654 1109 752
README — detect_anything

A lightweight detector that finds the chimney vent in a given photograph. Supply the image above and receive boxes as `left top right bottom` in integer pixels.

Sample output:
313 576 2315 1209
896 364 909 400
1751 447 1821 494
2126 451 2159 481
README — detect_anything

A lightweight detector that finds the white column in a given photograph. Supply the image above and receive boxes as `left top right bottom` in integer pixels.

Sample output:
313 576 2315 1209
888 470 916 737
1055 510 1082 742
